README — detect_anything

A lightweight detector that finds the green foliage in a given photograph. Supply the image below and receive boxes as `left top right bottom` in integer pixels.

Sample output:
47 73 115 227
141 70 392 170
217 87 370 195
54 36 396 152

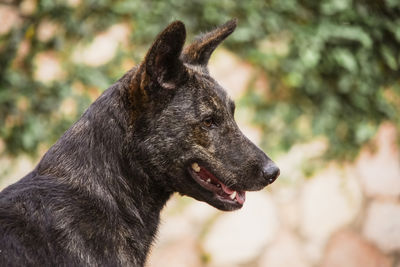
242 0 400 159
0 0 399 160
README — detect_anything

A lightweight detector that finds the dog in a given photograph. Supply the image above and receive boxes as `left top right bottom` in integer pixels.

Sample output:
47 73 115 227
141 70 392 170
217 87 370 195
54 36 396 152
0 19 279 266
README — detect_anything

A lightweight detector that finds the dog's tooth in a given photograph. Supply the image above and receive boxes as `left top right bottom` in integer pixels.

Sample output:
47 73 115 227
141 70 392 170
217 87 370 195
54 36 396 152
191 163 200 172
206 178 211 183
229 191 237 200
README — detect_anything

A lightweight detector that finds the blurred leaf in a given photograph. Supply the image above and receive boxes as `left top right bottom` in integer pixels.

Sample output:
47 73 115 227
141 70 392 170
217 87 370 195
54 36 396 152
381 45 398 70
332 48 358 72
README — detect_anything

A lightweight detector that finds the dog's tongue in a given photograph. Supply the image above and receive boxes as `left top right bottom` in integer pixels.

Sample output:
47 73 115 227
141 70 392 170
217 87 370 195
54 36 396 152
221 183 234 194
221 184 246 205
236 191 246 205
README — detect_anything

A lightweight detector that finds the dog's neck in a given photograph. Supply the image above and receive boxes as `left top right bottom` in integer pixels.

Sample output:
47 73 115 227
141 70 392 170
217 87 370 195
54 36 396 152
36 83 172 263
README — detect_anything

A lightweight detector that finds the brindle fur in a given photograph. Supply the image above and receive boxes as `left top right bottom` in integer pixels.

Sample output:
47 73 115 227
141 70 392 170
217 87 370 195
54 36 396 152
0 19 279 267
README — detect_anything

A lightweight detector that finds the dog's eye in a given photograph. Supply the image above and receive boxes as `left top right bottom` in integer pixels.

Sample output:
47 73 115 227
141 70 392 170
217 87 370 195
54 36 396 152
203 117 215 128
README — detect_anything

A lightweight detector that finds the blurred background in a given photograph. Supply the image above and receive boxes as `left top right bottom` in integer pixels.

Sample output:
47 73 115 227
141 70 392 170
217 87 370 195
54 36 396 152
1 0 400 266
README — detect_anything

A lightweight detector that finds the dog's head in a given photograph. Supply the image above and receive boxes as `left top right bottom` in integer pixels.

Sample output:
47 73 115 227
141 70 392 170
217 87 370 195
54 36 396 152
127 20 279 211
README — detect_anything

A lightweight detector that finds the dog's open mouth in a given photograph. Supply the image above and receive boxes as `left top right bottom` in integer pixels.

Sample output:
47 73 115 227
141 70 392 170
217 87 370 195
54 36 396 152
188 162 246 207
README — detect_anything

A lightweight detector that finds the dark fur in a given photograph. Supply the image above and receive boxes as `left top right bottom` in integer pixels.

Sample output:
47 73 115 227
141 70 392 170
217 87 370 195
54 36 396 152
0 19 279 266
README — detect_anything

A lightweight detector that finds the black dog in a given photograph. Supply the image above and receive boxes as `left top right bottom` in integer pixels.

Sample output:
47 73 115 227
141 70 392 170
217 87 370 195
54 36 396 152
0 19 279 266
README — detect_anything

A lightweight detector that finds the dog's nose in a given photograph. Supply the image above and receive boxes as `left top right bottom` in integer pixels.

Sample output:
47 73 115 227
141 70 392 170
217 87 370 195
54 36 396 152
262 164 280 184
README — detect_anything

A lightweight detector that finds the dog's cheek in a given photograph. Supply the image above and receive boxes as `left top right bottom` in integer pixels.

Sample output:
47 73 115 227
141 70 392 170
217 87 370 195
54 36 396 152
191 126 211 148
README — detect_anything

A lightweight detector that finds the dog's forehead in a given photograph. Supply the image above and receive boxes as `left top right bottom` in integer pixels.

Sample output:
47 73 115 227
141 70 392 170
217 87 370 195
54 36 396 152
213 81 234 111
185 64 234 110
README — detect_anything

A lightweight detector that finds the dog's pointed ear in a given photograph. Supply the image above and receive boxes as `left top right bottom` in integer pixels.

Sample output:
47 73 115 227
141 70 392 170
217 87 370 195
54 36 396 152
181 19 237 66
142 21 187 90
